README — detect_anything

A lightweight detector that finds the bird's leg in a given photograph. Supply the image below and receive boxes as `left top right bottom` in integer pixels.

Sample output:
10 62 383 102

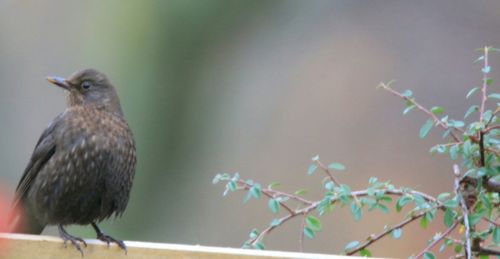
58 224 87 257
91 222 127 254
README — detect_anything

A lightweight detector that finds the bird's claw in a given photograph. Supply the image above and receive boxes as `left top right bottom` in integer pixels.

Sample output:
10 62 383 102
97 232 127 254
60 230 87 257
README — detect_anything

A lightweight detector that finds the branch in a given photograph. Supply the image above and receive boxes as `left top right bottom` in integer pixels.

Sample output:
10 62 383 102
482 216 500 227
379 82 462 142
316 159 361 207
415 221 459 259
483 124 500 134
346 212 426 255
250 213 295 246
478 246 500 256
245 186 443 248
454 165 471 259
480 46 489 124
315 160 341 186
299 215 306 252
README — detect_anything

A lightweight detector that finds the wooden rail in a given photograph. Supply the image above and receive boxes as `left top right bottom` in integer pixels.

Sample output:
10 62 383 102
0 233 380 258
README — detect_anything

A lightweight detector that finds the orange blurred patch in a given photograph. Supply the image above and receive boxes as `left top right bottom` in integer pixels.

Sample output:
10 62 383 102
0 183 17 254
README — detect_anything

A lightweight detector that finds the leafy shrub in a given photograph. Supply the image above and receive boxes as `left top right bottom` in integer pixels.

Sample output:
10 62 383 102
214 47 500 259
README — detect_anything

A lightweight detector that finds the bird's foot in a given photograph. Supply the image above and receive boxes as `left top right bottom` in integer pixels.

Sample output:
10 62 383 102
58 225 87 257
92 222 127 254
96 232 127 253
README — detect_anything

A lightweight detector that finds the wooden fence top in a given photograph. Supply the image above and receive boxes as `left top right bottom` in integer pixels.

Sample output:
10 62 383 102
0 233 382 259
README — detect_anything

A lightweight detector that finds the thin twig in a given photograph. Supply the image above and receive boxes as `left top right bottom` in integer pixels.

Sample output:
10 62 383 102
235 180 295 214
482 216 500 227
245 186 443 248
454 165 471 259
250 213 295 246
415 221 459 259
480 46 489 124
299 215 306 252
379 83 462 142
316 159 361 206
478 247 500 256
483 124 500 134
346 212 426 255
484 106 500 128
315 160 341 186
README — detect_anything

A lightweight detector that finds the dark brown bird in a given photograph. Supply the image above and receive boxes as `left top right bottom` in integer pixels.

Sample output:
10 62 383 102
11 69 136 256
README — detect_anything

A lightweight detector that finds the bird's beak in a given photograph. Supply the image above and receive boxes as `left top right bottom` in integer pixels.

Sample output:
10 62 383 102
46 76 70 90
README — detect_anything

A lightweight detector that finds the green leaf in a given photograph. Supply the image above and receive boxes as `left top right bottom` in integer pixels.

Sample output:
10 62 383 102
249 229 260 239
306 215 322 231
448 120 465 128
402 90 413 97
454 244 462 253
379 195 393 203
328 162 346 171
351 202 362 221
392 228 402 239
360 197 376 206
464 105 479 119
227 181 237 192
344 241 360 252
267 182 280 189
377 203 389 214
413 194 426 207
254 242 265 250
212 174 221 184
473 56 484 64
425 211 435 222
420 215 429 229
249 185 261 199
480 192 492 210
295 188 308 196
396 196 412 212
493 227 500 244
430 144 446 154
466 87 479 99
359 249 372 257
420 119 434 139
486 78 494 86
449 144 459 160
444 209 455 227
437 193 451 201
324 181 335 191
304 227 315 239
270 218 281 227
424 251 435 259
489 93 500 100
468 213 483 227
403 104 416 115
431 106 444 115
443 198 458 209
268 199 280 214
307 164 318 175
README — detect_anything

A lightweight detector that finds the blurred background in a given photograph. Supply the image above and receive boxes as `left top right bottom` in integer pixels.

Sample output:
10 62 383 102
1 1 500 257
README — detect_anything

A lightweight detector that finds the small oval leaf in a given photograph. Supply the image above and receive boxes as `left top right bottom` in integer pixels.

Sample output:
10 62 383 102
420 119 434 139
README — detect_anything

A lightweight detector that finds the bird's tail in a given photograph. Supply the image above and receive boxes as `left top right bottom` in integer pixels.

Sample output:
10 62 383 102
9 199 45 234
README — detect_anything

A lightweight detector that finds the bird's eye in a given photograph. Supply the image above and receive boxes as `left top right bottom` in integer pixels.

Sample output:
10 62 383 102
81 81 92 90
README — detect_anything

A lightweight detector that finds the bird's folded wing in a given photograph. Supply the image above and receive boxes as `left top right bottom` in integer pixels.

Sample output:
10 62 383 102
11 114 63 214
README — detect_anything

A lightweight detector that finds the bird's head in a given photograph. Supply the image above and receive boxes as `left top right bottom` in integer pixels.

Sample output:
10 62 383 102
47 69 123 116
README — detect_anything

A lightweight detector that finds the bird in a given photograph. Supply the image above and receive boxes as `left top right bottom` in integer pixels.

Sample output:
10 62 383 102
10 69 137 256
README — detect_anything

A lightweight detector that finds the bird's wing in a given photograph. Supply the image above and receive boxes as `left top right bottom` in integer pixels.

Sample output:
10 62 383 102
13 114 64 207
